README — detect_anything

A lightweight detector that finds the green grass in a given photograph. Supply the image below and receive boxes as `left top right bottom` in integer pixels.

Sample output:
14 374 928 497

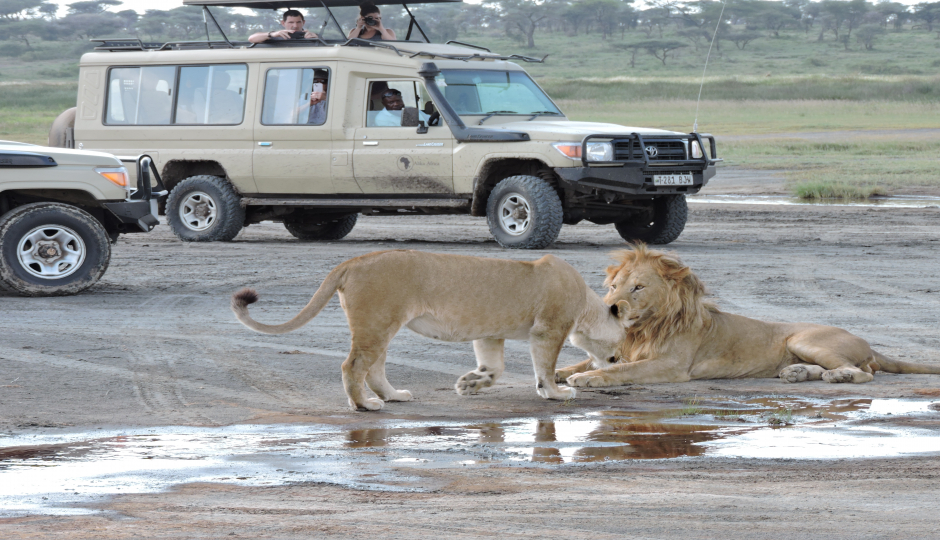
0 83 76 145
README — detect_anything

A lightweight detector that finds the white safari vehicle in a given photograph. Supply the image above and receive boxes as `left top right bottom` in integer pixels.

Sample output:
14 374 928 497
49 0 718 249
0 141 160 296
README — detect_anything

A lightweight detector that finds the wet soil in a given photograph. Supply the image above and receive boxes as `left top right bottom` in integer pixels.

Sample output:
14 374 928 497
2 168 940 537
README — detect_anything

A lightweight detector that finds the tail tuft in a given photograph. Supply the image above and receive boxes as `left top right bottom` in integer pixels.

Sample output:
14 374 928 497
232 288 259 310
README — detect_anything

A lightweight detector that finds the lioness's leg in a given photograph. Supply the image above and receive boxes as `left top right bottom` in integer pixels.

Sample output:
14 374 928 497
366 352 414 402
786 339 874 384
779 363 826 383
456 338 505 396
554 358 598 383
530 331 577 400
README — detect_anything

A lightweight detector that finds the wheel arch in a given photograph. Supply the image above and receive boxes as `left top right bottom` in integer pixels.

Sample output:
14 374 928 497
160 160 231 193
469 157 561 217
0 189 113 232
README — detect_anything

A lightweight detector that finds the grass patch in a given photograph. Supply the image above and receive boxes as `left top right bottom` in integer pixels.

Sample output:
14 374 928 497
793 181 887 200
768 408 794 426
0 82 76 145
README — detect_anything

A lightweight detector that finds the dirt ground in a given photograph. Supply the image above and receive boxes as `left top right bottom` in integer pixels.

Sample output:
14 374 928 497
2 168 940 538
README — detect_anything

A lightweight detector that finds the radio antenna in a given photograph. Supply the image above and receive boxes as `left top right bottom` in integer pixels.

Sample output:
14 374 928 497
693 0 727 133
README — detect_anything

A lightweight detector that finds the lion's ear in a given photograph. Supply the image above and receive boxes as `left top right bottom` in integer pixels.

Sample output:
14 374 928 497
658 256 691 282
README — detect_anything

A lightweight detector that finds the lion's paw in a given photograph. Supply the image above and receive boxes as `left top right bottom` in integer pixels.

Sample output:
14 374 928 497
386 389 413 402
455 369 495 396
822 368 873 384
537 385 577 400
779 364 825 383
350 397 385 411
554 368 578 384
567 373 607 388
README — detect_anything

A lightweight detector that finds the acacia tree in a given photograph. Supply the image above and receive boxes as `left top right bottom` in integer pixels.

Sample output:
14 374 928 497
638 38 687 65
854 22 884 48
913 1 940 32
493 0 549 48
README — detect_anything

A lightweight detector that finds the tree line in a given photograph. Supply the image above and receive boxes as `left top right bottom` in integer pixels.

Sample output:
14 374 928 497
1 0 939 57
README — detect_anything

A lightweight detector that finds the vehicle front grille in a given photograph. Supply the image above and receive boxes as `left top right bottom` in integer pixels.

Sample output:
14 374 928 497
614 139 687 161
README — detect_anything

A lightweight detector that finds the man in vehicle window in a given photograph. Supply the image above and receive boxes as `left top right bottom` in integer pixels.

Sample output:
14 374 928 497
248 10 317 43
373 88 429 127
298 69 328 125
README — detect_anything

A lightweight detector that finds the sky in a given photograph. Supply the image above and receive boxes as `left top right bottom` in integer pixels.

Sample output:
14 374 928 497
57 0 928 18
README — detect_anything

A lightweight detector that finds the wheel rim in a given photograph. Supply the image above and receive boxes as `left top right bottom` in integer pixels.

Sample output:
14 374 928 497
16 225 86 280
498 193 531 236
179 191 218 231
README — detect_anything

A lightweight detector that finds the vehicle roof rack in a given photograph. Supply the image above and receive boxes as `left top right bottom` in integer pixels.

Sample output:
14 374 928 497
183 0 460 6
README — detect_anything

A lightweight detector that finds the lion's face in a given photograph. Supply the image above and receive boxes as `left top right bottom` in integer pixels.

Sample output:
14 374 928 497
603 263 667 326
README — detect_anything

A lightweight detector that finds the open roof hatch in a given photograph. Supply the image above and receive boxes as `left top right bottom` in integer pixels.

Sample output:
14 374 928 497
182 0 463 44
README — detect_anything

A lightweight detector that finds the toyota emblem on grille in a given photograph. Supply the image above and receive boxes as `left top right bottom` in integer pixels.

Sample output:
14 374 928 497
645 146 659 157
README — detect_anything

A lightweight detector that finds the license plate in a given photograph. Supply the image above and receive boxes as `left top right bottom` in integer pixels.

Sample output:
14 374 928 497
653 173 693 186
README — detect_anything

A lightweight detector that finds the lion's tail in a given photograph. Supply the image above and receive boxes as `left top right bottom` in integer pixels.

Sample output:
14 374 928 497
872 351 940 375
231 266 347 335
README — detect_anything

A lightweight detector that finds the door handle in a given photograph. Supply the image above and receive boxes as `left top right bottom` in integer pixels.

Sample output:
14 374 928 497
362 141 378 146
258 142 272 147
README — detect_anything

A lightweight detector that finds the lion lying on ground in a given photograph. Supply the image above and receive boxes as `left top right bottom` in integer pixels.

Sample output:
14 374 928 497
555 244 940 387
231 250 626 411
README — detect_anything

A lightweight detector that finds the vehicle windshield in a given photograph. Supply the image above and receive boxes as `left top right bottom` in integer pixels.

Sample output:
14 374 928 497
434 70 562 117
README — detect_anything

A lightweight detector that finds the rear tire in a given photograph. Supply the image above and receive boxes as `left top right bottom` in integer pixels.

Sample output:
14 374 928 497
0 203 110 297
166 175 244 242
614 194 687 245
284 213 357 241
486 175 563 249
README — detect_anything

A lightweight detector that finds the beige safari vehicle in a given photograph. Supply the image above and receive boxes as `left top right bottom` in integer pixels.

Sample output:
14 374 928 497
0 141 159 296
50 0 717 249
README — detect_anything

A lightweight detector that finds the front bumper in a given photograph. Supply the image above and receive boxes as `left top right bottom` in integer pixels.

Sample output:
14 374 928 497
555 132 719 198
555 164 716 197
104 200 159 232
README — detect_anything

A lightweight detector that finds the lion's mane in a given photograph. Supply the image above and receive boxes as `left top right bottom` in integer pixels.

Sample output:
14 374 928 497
606 244 718 363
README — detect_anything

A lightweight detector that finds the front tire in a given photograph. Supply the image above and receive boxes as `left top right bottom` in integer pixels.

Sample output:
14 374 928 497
166 175 244 242
486 175 563 249
615 194 688 245
284 213 357 241
0 203 111 297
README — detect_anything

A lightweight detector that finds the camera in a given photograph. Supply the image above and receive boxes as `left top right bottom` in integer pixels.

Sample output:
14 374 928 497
289 31 306 39
364 16 378 26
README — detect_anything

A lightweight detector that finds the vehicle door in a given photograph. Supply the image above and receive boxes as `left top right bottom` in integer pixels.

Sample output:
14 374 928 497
252 62 339 194
352 79 453 194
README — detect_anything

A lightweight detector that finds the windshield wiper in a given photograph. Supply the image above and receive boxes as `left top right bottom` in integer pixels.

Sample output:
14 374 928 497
527 111 561 121
478 111 517 125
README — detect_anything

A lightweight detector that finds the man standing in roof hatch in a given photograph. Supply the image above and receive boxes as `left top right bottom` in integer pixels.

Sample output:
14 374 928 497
248 9 318 43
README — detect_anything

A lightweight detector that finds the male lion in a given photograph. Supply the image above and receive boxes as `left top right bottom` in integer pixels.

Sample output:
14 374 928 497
231 250 626 411
556 244 940 387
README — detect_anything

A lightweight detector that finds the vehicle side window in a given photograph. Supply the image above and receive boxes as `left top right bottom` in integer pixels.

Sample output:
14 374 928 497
366 80 434 128
261 67 330 126
175 65 248 125
106 64 246 125
106 66 176 125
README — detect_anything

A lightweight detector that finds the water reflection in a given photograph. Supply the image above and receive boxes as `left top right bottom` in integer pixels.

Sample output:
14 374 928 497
1 397 938 516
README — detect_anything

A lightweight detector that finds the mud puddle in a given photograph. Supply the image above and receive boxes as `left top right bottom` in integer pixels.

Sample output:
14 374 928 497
1 397 939 516
688 194 940 208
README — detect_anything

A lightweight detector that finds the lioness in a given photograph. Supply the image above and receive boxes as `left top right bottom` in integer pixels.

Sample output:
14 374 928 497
231 250 626 411
556 244 940 387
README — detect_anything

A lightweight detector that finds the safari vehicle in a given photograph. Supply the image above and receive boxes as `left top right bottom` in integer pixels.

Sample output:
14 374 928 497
49 0 718 249
0 141 160 296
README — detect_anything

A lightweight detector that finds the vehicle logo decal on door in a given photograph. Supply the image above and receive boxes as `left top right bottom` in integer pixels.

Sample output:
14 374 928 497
398 156 413 171
415 142 444 147
397 156 442 171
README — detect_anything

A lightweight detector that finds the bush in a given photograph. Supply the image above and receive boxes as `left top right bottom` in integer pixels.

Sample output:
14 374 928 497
0 42 28 57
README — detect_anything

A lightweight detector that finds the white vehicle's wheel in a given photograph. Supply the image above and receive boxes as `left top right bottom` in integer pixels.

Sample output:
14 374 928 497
615 194 688 245
166 175 244 242
0 203 110 297
486 175 563 249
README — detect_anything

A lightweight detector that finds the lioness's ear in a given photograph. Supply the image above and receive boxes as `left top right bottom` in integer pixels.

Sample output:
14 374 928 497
611 300 629 318
610 303 619 317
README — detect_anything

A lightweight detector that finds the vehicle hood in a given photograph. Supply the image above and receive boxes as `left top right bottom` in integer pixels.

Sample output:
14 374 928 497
0 141 122 168
477 121 685 141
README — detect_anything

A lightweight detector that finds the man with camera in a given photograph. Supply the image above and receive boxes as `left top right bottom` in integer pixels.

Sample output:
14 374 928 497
248 9 318 43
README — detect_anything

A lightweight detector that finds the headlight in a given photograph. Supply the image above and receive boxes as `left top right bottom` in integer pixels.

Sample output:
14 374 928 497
95 167 129 188
585 142 613 162
551 142 581 160
690 140 704 159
